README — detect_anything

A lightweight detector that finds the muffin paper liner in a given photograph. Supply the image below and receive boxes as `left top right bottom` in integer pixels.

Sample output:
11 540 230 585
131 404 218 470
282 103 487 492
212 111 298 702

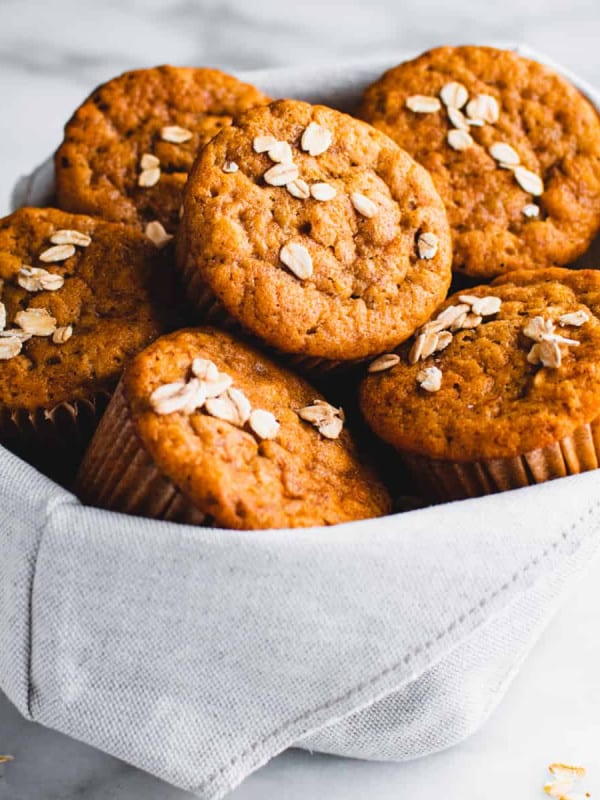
0 391 111 484
402 416 600 502
76 381 210 525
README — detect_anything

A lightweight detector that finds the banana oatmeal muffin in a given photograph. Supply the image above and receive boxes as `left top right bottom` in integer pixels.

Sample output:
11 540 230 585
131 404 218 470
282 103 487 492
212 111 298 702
177 98 452 368
76 327 391 529
0 206 180 479
55 66 270 236
359 46 600 279
360 268 600 501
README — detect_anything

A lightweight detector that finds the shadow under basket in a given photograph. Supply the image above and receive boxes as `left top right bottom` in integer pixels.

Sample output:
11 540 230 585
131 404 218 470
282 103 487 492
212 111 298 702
402 417 600 502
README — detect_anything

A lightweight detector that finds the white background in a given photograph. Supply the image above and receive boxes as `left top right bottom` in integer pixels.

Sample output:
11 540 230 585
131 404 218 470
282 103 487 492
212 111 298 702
1 0 600 798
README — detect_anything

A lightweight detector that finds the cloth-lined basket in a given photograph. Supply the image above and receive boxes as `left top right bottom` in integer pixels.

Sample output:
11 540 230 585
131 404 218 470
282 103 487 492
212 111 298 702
2 45 600 800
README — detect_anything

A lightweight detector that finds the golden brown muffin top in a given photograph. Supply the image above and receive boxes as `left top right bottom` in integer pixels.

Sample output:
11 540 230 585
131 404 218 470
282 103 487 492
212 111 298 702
55 66 270 233
123 327 391 529
0 207 179 411
360 268 600 461
359 46 600 279
178 98 452 361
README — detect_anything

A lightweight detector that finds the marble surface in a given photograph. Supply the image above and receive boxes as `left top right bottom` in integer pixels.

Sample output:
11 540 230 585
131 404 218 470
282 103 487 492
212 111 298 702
1 1 600 798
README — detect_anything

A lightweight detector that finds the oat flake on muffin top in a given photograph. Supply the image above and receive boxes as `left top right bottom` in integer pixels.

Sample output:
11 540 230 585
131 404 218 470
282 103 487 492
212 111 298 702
0 206 179 411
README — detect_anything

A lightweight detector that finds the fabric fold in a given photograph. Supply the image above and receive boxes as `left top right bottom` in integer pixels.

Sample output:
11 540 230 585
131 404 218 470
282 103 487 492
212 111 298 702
17 469 600 799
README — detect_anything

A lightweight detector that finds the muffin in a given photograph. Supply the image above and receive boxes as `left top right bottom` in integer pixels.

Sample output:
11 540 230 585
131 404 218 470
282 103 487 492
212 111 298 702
360 268 600 501
0 207 180 480
359 46 600 279
176 98 452 371
76 327 391 529
55 66 270 236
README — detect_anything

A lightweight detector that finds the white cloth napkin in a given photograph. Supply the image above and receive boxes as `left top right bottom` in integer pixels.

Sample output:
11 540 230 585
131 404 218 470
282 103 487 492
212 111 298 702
2 46 600 800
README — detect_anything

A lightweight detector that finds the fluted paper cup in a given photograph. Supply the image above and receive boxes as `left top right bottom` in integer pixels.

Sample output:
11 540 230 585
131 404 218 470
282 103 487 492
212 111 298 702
76 381 209 525
402 416 600 502
0 391 111 485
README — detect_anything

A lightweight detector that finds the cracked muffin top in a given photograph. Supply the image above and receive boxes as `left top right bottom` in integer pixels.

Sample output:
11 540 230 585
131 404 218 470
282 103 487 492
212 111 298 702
360 268 600 461
177 98 452 361
359 46 600 279
122 327 391 529
55 66 270 235
0 207 179 410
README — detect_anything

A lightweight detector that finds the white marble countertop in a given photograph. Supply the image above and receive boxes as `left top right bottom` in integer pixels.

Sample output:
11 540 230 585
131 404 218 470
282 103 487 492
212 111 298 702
1 1 600 798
